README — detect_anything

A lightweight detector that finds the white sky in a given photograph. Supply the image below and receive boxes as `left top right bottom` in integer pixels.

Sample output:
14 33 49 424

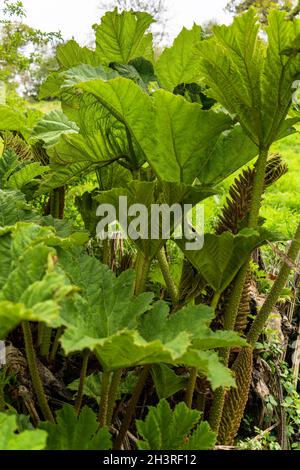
16 0 232 45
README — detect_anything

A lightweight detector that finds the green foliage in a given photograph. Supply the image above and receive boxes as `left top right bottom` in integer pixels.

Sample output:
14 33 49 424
68 371 138 403
95 180 214 259
0 413 47 450
0 7 299 451
0 221 87 337
151 364 187 399
198 10 300 148
177 228 274 294
136 399 216 450
41 405 112 450
94 9 154 64
0 1 61 98
155 24 203 91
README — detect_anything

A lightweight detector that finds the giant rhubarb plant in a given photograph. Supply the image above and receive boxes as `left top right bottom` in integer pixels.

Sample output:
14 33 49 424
0 7 299 450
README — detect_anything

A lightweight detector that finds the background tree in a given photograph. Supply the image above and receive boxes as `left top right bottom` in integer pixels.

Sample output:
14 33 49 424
0 0 62 99
225 0 299 22
98 0 169 44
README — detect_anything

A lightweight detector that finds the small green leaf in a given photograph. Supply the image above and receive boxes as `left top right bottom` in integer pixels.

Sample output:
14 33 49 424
41 405 112 450
151 364 187 400
31 110 79 148
136 399 216 450
0 413 47 450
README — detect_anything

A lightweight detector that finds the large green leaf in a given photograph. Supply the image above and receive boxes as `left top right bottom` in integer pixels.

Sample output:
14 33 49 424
56 39 100 69
38 130 117 191
95 9 154 64
198 10 300 147
109 57 157 92
39 72 64 100
136 399 216 450
31 110 79 148
0 149 19 187
261 11 300 145
62 64 118 89
77 77 153 153
41 405 111 450
0 190 39 227
177 228 273 294
0 222 84 338
57 257 241 387
155 25 202 91
95 180 214 259
0 149 49 191
0 105 25 132
36 92 132 191
77 78 246 185
141 90 233 183
196 125 258 185
0 413 47 450
6 163 49 190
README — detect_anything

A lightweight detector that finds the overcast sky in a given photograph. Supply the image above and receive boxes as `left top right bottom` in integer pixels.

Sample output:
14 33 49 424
17 0 232 45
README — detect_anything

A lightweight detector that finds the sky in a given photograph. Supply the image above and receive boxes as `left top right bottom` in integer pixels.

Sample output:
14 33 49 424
16 0 232 45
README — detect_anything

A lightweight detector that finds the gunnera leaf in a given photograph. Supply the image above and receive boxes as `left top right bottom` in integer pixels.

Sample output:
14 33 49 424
0 413 47 450
41 405 112 450
136 399 216 450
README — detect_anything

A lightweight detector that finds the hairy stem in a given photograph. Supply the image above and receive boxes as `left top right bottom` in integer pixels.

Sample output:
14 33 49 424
209 148 269 434
134 252 151 295
74 349 89 416
103 239 111 267
22 321 54 423
186 293 220 412
157 247 178 305
106 369 123 426
248 219 300 346
248 148 269 228
114 365 150 450
98 370 111 427
209 387 226 433
39 324 52 360
40 187 65 359
185 367 198 408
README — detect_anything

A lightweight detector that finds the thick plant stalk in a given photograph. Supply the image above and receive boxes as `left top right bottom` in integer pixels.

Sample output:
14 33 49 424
40 187 65 359
209 148 269 434
103 239 112 267
185 367 198 408
234 270 252 334
134 252 151 295
39 324 52 360
209 265 249 433
114 365 150 450
218 347 253 445
74 349 89 415
22 321 54 423
217 209 300 444
106 369 123 426
186 293 220 411
248 219 300 346
98 371 111 427
157 247 178 305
